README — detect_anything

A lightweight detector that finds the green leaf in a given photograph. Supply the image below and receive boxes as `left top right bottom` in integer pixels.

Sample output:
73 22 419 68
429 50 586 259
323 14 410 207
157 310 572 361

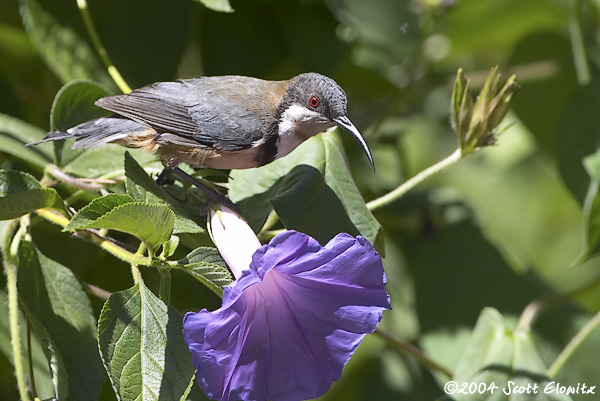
556 81 600 205
50 80 110 131
65 193 134 228
124 152 164 205
0 189 62 220
63 145 159 178
0 288 56 400
440 308 573 401
98 282 196 401
576 152 600 264
19 0 113 88
229 130 383 249
323 0 415 76
0 113 53 169
161 235 180 259
175 247 233 295
50 79 110 167
0 169 42 193
17 241 106 401
124 152 205 234
195 0 233 13
0 170 64 220
66 197 175 251
407 214 549 372
0 223 54 397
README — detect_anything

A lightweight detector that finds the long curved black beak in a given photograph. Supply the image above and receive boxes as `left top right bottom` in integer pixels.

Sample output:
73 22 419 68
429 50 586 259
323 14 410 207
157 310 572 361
333 116 375 172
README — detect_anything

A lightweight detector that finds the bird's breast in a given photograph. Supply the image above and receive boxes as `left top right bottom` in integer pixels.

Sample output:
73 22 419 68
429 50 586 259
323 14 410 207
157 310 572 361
158 143 264 169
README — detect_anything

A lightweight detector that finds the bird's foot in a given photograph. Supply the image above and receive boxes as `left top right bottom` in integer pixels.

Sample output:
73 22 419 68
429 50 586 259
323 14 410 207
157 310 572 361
155 168 175 186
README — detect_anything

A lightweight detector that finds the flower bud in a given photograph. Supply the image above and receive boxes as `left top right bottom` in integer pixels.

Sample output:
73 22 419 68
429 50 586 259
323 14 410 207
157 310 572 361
451 66 518 155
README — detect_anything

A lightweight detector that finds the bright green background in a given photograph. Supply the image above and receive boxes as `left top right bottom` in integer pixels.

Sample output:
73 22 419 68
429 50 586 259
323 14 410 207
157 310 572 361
2 0 600 400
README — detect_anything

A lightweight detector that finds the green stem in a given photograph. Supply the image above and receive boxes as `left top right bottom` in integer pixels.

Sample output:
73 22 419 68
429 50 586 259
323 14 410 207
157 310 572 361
512 275 600 378
35 208 150 266
129 244 147 286
259 209 280 236
62 168 128 206
516 294 565 332
367 149 462 211
35 209 183 275
131 265 144 285
96 234 150 265
6 264 31 401
375 328 453 379
76 0 132 93
259 229 286 242
570 0 591 85
83 282 112 300
45 164 106 191
547 309 600 378
63 189 94 208
4 221 32 401
35 208 198 300
517 274 600 333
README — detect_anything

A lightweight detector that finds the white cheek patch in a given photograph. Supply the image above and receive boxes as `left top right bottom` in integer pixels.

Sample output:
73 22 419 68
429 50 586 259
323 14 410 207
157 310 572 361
276 104 334 159
279 104 322 136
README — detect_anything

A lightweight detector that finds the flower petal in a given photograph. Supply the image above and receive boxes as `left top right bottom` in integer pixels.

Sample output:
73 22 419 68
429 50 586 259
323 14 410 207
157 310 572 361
249 230 322 279
255 231 387 289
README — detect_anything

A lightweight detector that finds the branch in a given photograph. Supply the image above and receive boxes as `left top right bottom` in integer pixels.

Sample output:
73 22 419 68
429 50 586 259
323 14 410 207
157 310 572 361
367 149 462 211
374 328 453 379
76 0 132 93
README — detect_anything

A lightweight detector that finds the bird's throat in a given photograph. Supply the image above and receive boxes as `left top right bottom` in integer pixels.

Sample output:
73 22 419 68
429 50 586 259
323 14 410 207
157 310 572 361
275 105 333 159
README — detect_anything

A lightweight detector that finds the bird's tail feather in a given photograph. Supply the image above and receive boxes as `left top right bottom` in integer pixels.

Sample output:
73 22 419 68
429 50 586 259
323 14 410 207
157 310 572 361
26 117 152 150
25 130 74 147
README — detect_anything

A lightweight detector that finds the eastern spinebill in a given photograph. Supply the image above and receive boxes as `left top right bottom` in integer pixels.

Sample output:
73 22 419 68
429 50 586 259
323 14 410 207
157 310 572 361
29 73 374 201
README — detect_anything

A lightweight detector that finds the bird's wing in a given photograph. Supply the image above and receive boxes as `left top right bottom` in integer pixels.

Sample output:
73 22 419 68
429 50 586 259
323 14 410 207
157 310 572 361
96 78 279 151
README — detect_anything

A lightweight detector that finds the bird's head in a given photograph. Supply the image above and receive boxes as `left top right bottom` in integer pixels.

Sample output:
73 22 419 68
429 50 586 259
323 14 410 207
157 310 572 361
278 73 375 171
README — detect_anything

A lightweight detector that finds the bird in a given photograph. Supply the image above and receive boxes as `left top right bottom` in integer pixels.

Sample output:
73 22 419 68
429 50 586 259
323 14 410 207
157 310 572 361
30 73 374 203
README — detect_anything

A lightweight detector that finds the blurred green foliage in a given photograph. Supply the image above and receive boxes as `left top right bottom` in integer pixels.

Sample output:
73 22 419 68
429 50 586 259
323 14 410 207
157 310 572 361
2 0 600 400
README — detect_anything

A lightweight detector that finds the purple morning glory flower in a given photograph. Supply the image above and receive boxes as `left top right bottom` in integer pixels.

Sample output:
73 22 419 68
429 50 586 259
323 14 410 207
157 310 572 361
184 207 390 401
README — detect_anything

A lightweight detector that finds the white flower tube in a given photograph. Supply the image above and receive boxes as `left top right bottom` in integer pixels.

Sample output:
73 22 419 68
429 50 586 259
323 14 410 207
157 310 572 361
207 205 262 280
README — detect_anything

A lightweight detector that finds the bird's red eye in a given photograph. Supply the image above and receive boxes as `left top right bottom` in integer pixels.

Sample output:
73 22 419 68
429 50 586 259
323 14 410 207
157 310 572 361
309 96 320 108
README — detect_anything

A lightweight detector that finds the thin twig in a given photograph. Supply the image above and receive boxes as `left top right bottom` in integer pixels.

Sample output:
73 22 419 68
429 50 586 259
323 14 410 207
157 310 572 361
83 282 112 300
517 274 600 332
4 219 32 401
569 0 591 85
46 164 107 190
375 328 453 378
76 0 131 93
35 208 149 266
367 149 462 211
547 310 600 378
